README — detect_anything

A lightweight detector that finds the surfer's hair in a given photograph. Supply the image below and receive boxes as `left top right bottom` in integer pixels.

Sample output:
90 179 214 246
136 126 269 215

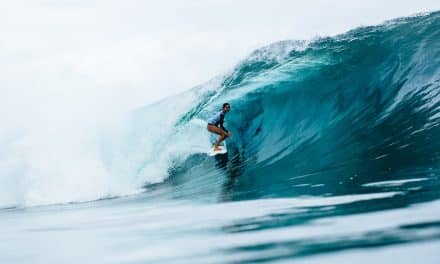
223 103 230 109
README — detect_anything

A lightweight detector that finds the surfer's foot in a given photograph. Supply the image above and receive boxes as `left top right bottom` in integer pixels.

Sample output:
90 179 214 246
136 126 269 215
214 146 222 151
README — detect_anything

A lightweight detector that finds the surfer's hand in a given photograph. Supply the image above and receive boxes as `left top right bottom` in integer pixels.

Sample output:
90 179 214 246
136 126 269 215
228 131 232 137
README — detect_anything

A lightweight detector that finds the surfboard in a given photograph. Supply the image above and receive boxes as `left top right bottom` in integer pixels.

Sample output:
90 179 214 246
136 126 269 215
207 145 227 156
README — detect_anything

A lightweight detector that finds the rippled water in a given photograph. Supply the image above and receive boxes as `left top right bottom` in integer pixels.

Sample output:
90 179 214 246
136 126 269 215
1 185 439 263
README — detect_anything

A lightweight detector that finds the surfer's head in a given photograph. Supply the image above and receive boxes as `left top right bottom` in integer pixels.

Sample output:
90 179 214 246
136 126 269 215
223 103 230 113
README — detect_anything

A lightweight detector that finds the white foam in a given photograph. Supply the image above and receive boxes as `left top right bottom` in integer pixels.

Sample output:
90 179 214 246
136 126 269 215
362 178 428 187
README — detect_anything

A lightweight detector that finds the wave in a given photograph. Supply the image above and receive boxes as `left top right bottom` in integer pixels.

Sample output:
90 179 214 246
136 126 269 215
131 11 440 201
1 11 439 207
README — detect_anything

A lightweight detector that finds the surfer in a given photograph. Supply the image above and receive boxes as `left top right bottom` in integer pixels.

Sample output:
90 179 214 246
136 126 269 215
207 103 232 151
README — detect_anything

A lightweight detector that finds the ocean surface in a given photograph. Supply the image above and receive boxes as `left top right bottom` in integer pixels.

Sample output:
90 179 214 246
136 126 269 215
1 11 440 263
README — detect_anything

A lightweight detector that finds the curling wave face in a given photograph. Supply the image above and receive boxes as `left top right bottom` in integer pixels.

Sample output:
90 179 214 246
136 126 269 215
114 11 440 204
1 12 439 208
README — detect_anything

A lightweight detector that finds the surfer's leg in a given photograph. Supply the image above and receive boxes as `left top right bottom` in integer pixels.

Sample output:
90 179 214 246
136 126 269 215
214 134 226 150
207 125 228 150
207 124 223 135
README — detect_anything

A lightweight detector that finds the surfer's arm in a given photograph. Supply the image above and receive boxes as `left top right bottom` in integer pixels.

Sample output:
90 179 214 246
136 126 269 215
220 121 231 137
219 117 228 133
222 128 230 137
220 124 228 133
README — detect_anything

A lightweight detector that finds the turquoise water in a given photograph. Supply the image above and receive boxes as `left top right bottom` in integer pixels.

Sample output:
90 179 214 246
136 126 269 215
2 192 440 263
1 11 440 263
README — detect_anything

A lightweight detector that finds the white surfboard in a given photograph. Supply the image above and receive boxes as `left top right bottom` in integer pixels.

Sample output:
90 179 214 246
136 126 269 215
207 145 227 156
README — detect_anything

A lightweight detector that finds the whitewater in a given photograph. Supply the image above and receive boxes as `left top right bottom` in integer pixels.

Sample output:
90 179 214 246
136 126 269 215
1 11 440 263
